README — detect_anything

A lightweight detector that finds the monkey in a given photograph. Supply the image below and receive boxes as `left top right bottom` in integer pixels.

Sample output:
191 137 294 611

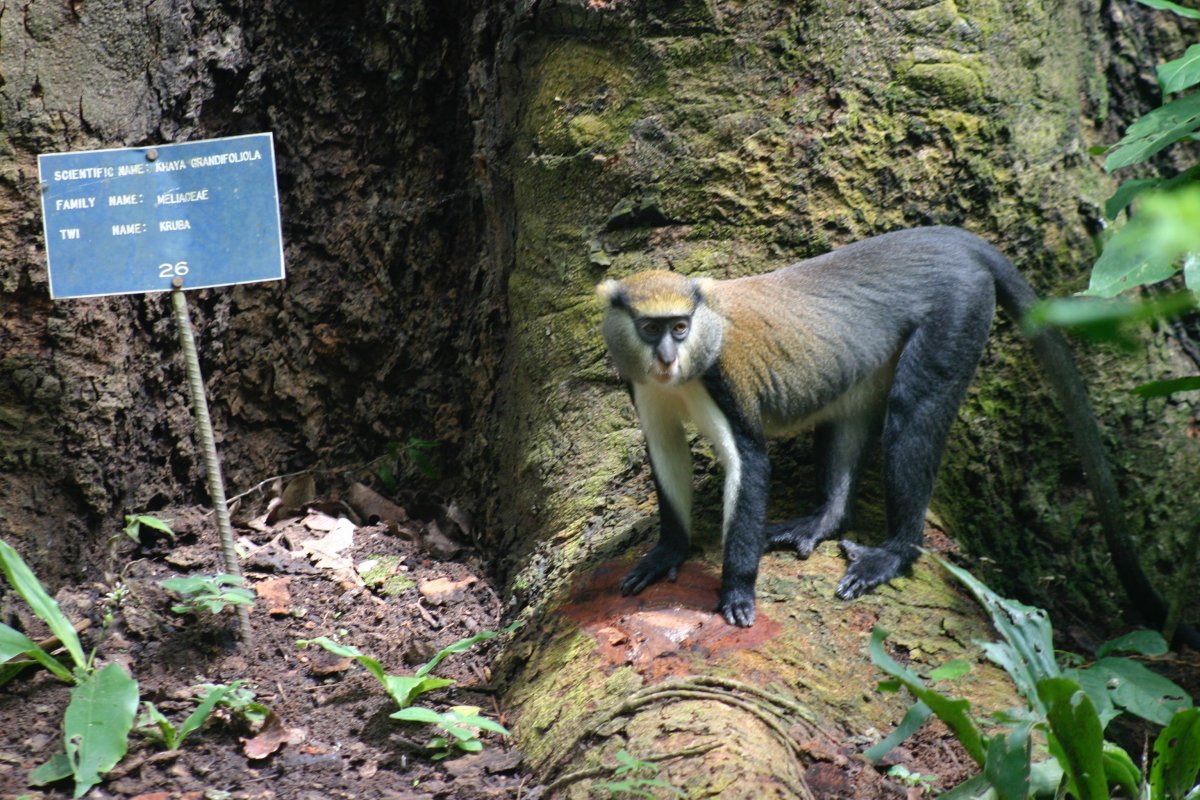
598 225 1200 646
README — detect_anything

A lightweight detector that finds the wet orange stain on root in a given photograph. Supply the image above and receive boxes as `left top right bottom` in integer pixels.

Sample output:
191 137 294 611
561 559 782 679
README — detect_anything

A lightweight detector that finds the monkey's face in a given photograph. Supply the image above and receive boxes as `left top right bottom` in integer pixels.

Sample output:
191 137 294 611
598 271 723 387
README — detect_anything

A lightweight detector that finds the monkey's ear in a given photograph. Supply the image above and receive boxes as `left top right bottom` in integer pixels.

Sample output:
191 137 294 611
596 279 626 308
693 276 716 301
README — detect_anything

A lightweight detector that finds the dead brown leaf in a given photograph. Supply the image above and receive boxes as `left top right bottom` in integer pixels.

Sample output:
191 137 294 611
241 711 306 760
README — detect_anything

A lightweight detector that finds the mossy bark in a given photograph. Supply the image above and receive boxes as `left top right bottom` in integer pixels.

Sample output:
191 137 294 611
491 0 1199 789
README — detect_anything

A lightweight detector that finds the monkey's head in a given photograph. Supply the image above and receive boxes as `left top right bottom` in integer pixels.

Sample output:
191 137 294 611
597 270 724 386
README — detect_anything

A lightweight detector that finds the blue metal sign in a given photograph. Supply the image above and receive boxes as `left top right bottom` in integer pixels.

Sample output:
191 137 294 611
39 133 285 299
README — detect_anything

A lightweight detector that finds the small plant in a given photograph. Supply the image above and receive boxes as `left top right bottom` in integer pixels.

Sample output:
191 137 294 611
887 765 938 794
377 437 440 490
161 573 255 616
868 554 1200 799
136 683 240 751
591 749 686 798
299 623 518 758
391 704 509 759
198 680 270 727
0 539 139 798
121 514 175 544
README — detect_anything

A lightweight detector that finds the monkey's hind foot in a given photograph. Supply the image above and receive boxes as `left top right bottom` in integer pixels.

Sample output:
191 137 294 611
716 585 756 627
621 544 686 596
835 540 910 600
765 515 835 558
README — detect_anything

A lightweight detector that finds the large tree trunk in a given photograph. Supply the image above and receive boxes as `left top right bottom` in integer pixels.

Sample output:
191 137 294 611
1 0 1196 793
489 0 1199 790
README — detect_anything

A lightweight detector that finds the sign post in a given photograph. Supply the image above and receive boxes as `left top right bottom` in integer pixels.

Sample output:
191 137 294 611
39 133 286 637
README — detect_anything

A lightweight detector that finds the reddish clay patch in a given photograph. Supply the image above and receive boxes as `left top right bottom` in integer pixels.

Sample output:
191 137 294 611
561 559 782 678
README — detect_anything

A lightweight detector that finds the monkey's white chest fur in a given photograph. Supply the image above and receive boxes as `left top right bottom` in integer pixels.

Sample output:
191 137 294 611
632 379 741 542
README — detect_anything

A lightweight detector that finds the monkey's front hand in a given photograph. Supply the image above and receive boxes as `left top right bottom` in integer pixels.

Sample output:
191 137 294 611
717 585 756 627
835 540 906 599
621 543 686 596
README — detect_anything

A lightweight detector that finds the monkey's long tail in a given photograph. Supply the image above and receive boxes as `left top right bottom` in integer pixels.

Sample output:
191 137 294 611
985 245 1200 651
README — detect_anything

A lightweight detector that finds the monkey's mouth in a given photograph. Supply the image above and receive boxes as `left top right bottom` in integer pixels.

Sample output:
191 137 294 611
650 362 679 383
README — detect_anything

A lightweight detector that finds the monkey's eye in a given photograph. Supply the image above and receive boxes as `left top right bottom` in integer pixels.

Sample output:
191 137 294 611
638 320 663 339
671 320 690 339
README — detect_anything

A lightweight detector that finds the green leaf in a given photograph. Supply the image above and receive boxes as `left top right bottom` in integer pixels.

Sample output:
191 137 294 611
137 702 178 749
1185 252 1200 296
29 752 74 786
390 705 445 725
869 626 986 765
1090 657 1192 725
1087 219 1181 297
1133 376 1200 397
175 683 236 745
0 623 73 683
1039 677 1108 800
1151 707 1200 800
933 555 1058 709
864 700 932 763
1159 43 1200 95
1063 666 1120 729
984 721 1033 800
929 659 972 683
0 540 87 672
63 662 139 797
1095 629 1169 659
1102 741 1143 800
381 674 455 709
414 625 511 678
1137 0 1200 20
1104 92 1200 171
1106 177 1162 220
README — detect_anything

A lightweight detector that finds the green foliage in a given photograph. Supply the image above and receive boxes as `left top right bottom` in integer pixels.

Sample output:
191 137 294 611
137 683 239 751
161 574 255 616
1137 0 1200 22
1 539 142 797
0 539 87 680
121 514 175 544
591 749 686 798
377 437 440 489
30 662 139 798
199 680 270 726
868 555 1199 798
390 704 510 760
300 622 518 759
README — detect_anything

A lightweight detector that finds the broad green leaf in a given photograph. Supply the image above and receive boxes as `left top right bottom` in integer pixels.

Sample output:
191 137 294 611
1096 629 1170 659
1102 742 1143 800
1133 376 1200 397
1063 666 1120 729
1104 92 1200 171
937 774 991 799
1137 0 1200 20
1159 44 1200 95
1151 707 1200 800
869 626 986 764
1091 657 1192 725
984 721 1033 800
0 623 72 683
0 540 86 671
63 662 139 797
1039 677 1108 800
137 702 178 749
1106 177 1161 220
1087 219 1180 297
933 555 1058 708
1185 252 1200 296
864 700 932 763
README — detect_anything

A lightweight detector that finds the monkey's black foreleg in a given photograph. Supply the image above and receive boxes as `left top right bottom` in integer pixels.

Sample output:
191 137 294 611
621 469 691 596
716 435 771 627
837 301 991 600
